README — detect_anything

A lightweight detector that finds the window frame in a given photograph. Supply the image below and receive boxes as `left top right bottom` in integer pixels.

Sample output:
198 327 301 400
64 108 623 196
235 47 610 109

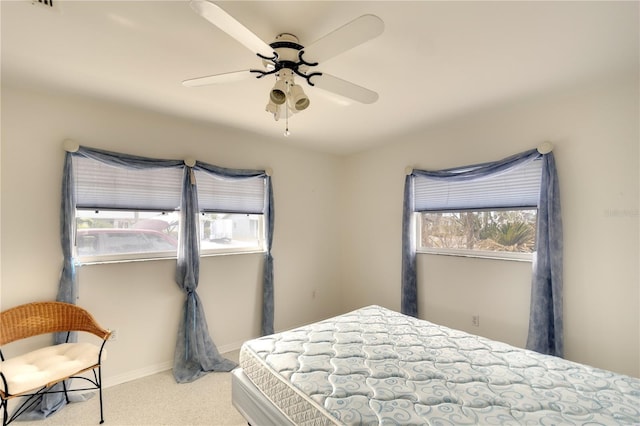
71 151 269 265
74 209 178 264
415 209 537 262
194 167 269 258
74 210 267 265
411 156 543 262
198 212 266 258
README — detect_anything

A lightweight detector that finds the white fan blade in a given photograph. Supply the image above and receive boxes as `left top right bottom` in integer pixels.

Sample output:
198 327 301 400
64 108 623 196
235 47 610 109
312 73 379 104
182 70 253 87
304 14 384 63
190 0 274 58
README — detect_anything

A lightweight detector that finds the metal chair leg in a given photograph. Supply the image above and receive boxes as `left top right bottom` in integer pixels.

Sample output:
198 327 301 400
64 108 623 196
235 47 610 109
2 399 8 426
98 367 105 424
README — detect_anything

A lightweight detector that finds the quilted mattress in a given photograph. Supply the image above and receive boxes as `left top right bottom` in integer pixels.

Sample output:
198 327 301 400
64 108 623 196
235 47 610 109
239 305 640 425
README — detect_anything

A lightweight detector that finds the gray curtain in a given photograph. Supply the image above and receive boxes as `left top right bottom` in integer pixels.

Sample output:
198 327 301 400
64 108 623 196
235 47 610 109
18 153 79 421
173 165 237 383
526 152 564 357
262 175 275 336
57 152 78 307
401 175 417 317
401 149 563 357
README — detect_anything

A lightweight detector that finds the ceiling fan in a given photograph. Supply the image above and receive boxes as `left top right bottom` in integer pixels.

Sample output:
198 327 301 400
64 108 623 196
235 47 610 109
183 1 384 135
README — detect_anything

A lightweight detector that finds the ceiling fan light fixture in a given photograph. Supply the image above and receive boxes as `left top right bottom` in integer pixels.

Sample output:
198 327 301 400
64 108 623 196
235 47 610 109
270 79 287 105
265 100 281 121
289 84 310 111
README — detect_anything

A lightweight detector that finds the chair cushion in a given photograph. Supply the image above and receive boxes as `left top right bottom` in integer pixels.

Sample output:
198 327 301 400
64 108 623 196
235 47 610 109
0 343 105 396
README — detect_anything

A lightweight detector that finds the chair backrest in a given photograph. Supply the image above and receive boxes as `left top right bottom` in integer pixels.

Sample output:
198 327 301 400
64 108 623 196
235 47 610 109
0 301 110 345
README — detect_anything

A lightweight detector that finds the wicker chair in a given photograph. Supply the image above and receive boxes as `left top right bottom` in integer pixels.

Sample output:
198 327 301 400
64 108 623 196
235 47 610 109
0 302 111 426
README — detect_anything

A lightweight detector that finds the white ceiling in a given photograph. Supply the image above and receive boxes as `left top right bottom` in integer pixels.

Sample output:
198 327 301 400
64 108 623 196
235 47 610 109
2 1 638 155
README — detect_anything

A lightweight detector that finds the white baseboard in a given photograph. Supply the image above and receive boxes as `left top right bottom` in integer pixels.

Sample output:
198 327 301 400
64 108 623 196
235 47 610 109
103 360 173 388
217 339 246 355
103 341 245 389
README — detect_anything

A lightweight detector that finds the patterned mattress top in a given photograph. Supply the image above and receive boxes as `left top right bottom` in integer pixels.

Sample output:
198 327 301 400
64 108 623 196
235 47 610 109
240 305 640 425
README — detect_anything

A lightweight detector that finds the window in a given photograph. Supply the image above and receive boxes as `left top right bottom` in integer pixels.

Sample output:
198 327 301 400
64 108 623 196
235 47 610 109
75 210 264 262
413 157 542 260
199 213 264 253
418 209 537 260
194 169 266 256
76 210 179 261
72 154 266 263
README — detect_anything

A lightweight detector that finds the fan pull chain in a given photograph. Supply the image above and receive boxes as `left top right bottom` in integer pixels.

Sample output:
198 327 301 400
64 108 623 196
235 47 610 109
284 109 290 136
284 81 291 136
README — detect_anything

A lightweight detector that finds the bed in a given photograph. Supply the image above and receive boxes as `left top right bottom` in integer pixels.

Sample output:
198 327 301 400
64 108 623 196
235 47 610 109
231 305 640 425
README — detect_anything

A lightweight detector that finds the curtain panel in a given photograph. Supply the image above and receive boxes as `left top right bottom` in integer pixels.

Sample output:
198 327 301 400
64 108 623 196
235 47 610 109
525 153 564 357
401 174 417 317
22 153 79 421
262 175 275 336
58 152 78 307
173 161 274 382
401 148 564 357
173 166 237 383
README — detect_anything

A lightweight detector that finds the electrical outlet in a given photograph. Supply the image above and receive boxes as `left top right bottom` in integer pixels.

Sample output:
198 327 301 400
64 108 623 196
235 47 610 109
472 315 480 327
109 329 118 341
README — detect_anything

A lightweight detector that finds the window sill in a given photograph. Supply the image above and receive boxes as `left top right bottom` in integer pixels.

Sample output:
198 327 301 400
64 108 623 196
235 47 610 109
417 248 533 262
200 249 265 259
77 249 265 266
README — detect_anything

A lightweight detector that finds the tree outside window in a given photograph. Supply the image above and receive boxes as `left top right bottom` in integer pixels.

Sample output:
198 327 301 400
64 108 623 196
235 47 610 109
420 209 537 255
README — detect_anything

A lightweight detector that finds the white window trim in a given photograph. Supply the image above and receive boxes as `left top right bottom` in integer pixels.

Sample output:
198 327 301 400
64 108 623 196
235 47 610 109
74 209 266 264
77 247 266 265
199 211 266 257
199 241 266 257
200 247 265 258
415 214 534 262
76 251 176 265
76 232 266 265
417 246 533 262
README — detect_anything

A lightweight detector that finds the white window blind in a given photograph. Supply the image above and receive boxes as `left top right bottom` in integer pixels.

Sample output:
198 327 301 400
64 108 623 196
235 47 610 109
73 156 183 211
414 158 543 212
195 170 265 214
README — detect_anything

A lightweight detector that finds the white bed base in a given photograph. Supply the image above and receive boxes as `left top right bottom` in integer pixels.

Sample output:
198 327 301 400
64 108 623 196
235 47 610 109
231 368 295 426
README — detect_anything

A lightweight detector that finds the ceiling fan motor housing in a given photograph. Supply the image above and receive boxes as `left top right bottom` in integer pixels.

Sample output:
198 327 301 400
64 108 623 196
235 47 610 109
255 33 321 87
271 33 303 62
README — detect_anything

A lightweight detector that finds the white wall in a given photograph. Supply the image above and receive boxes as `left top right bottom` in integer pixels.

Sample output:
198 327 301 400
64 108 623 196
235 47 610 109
0 84 344 385
2 73 638 384
340 74 639 377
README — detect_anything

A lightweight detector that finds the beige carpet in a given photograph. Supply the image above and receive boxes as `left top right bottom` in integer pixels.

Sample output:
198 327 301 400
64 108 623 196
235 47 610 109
15 351 246 426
